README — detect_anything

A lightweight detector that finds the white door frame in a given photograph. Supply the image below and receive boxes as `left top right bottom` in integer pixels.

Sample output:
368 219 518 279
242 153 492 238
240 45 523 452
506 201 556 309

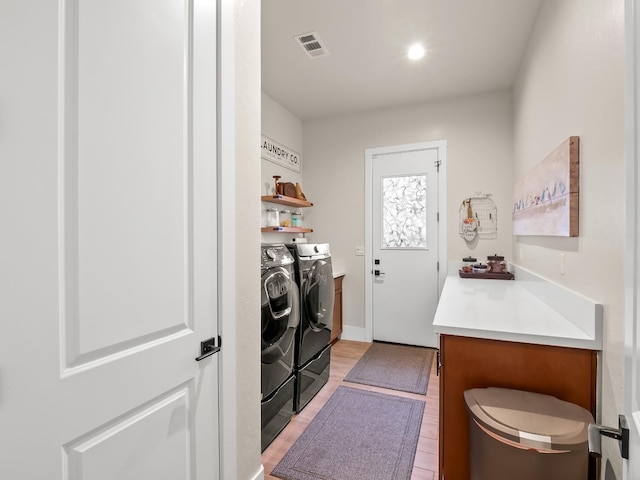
218 1 238 479
364 140 447 343
625 0 640 477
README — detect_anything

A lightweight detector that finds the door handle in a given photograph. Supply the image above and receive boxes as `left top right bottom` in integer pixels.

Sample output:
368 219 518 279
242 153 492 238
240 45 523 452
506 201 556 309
195 336 221 361
588 415 629 459
374 270 385 277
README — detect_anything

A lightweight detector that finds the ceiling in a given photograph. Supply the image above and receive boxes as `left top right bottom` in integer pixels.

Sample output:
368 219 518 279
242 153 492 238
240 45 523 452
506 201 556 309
262 0 543 120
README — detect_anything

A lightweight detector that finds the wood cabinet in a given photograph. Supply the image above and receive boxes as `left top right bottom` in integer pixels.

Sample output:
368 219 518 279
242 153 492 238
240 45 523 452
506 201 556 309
439 334 597 480
331 275 344 343
261 195 313 233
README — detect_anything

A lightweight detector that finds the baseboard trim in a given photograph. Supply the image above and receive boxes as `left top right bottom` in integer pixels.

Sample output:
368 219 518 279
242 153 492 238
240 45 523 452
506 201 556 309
253 465 265 480
339 325 367 342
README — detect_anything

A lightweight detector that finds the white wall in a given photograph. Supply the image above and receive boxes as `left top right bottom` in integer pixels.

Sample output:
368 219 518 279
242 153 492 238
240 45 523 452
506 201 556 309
512 0 624 476
261 93 305 244
302 91 514 331
234 0 263 479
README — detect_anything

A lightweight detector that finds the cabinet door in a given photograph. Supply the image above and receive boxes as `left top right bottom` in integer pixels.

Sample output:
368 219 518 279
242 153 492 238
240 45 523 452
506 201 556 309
331 275 344 343
439 335 597 480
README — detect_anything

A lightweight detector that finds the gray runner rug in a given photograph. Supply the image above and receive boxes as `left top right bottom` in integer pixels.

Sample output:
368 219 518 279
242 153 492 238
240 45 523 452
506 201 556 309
271 386 425 480
343 342 434 394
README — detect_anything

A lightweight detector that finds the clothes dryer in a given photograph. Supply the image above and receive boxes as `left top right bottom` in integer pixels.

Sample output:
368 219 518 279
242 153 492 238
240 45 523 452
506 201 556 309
260 244 299 452
287 243 334 413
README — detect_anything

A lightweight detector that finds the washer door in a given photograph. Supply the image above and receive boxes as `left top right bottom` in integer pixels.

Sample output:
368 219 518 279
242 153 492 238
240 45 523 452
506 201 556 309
261 267 299 364
303 259 335 331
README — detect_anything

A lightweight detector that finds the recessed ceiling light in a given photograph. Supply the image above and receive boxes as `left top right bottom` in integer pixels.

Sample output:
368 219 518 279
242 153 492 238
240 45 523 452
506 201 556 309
407 44 425 61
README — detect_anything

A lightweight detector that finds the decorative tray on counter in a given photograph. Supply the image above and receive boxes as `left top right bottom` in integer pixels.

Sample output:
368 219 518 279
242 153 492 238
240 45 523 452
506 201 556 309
458 270 515 280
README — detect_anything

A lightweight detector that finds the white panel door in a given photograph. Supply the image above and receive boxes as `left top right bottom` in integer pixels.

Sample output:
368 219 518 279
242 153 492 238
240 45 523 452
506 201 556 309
0 1 220 479
369 143 443 348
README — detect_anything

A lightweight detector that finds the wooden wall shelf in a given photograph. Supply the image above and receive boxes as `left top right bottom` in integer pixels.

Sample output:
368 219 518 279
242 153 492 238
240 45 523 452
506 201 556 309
261 227 313 234
261 195 313 208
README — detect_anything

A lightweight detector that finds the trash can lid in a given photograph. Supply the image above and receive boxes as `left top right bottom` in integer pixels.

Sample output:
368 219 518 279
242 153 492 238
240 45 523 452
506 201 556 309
464 387 594 451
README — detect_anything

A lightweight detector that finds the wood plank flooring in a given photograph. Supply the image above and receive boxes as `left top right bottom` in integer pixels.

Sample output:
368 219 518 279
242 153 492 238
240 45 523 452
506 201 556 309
261 339 440 480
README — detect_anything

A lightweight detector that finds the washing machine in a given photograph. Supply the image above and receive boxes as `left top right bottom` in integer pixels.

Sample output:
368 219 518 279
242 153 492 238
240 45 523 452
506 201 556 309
260 244 299 452
287 243 334 413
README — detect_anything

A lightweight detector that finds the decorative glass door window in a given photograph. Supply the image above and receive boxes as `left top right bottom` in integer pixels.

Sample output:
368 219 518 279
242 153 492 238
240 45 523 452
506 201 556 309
382 174 428 248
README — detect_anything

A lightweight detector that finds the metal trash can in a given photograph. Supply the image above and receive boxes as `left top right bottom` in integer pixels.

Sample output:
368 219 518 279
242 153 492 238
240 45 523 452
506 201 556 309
464 387 594 480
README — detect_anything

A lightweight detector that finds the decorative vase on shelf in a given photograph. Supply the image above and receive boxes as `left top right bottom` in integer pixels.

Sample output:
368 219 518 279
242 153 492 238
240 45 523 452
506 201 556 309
295 182 306 201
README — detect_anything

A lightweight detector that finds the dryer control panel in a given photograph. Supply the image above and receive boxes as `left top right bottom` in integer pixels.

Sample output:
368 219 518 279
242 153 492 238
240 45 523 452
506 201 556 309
261 244 294 268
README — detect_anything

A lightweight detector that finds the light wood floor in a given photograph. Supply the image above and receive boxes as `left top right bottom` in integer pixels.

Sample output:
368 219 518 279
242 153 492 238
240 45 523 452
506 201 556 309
261 339 440 480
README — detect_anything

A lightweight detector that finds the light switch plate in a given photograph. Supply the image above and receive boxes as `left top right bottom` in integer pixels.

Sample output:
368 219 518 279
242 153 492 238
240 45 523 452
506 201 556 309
355 246 365 256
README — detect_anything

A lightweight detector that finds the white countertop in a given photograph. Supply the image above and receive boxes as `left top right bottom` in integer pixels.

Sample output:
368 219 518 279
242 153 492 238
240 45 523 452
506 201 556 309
433 266 602 350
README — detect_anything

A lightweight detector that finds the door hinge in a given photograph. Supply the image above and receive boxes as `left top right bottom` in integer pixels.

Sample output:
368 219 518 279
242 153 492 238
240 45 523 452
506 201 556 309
195 335 221 361
437 261 440 272
435 160 442 172
437 212 440 222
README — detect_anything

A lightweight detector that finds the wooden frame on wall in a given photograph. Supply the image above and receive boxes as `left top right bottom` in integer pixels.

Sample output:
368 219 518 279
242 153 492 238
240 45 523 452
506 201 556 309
512 136 580 237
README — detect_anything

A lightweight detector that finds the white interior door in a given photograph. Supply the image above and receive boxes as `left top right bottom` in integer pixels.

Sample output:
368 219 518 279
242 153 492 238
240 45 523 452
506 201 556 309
366 142 446 348
0 1 220 479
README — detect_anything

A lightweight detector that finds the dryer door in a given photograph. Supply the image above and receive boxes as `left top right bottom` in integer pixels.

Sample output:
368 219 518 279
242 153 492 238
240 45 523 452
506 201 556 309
303 259 335 331
261 267 299 364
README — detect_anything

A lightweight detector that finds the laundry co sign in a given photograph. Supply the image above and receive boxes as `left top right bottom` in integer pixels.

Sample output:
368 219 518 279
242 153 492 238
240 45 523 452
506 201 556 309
261 135 301 173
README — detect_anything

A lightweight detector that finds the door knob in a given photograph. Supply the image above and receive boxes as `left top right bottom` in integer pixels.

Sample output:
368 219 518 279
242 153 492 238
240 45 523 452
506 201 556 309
588 415 629 459
374 270 385 277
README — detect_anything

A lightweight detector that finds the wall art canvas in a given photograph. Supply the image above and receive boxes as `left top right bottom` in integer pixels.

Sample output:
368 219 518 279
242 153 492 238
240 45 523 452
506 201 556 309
513 136 579 237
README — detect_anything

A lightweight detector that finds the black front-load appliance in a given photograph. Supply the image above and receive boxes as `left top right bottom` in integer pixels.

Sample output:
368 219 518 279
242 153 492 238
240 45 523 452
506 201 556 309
260 244 299 452
287 243 334 413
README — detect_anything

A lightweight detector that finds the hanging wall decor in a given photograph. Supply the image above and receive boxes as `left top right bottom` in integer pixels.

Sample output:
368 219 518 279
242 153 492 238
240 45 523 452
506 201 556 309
512 136 579 237
458 194 497 241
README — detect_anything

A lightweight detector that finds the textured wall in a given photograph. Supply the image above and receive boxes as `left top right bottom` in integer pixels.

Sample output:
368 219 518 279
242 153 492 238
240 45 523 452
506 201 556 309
234 0 263 478
261 93 304 245
302 91 514 331
512 0 624 476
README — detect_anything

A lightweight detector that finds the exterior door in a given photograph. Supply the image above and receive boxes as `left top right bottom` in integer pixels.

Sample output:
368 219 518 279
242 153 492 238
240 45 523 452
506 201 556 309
0 1 220 479
365 141 446 348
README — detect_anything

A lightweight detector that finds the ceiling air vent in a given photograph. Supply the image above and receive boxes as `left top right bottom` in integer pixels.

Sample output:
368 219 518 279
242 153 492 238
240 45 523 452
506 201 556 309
295 31 329 59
